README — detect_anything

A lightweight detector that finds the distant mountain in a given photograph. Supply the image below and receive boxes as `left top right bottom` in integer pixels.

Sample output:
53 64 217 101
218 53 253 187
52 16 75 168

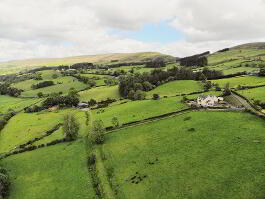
0 52 176 74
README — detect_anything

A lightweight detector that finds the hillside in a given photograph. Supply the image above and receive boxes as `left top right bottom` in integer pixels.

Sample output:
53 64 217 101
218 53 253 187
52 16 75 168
0 52 176 74
0 42 265 199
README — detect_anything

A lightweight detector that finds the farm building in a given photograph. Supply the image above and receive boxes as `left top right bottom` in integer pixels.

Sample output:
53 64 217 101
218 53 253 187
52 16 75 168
197 95 223 107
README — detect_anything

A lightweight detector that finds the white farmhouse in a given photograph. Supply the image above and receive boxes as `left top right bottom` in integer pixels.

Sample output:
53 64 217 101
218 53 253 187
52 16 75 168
197 95 223 107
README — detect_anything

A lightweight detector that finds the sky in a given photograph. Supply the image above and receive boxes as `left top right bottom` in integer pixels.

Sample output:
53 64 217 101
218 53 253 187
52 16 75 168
0 0 265 61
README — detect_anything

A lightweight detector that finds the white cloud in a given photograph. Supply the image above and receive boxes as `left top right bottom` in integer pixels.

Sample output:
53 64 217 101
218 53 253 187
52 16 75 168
0 0 265 61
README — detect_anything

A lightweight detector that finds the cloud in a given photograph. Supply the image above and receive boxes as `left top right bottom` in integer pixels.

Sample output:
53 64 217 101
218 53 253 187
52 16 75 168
0 0 265 61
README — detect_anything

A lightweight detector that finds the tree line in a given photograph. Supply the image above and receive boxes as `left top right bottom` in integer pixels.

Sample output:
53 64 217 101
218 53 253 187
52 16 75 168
119 66 223 99
31 81 54 89
179 51 209 67
0 84 22 97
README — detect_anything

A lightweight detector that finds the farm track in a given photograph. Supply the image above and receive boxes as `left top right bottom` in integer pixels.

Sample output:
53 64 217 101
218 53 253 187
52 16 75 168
231 92 265 116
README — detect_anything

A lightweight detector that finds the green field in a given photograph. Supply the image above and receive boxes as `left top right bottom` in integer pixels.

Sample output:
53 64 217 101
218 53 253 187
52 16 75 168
100 111 265 199
147 80 203 98
212 76 265 88
238 87 265 103
19 76 88 97
79 85 121 102
92 96 189 127
0 109 75 153
0 96 40 114
1 140 97 199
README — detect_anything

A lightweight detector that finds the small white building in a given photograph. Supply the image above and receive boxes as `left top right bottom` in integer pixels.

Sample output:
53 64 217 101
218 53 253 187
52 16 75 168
197 95 223 107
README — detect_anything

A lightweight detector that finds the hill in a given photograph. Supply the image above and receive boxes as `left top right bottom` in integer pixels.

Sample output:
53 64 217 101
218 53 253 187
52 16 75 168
232 42 265 50
0 52 176 74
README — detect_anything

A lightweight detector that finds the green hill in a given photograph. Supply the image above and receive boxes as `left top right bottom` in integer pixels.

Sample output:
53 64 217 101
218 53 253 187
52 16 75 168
0 52 176 74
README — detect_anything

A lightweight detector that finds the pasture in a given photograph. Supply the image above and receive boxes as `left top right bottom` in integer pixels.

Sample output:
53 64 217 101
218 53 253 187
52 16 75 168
147 80 203 98
238 87 265 103
101 111 265 199
0 95 40 114
92 96 189 127
20 76 88 97
79 85 120 101
212 76 265 88
1 140 97 199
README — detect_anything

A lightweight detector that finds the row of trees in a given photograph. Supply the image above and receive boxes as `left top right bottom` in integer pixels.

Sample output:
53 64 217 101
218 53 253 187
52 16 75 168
31 81 54 89
0 166 10 199
0 84 22 97
145 57 166 68
119 67 223 99
0 111 16 131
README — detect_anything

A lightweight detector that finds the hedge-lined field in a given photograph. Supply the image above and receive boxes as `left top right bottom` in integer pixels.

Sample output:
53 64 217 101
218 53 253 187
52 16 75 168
147 80 203 98
79 85 120 101
20 76 88 97
0 95 40 114
212 76 265 88
238 87 265 103
101 111 265 199
92 96 189 127
1 140 97 199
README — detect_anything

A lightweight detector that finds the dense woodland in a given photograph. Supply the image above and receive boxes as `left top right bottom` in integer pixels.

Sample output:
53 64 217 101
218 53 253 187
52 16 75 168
179 51 209 67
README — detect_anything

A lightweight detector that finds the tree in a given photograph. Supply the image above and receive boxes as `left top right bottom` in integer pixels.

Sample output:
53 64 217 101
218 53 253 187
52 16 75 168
111 117 119 128
153 93 160 100
204 81 212 91
88 99 97 107
223 83 231 96
85 111 91 126
62 114 80 141
37 92 44 98
134 90 146 100
90 120 105 144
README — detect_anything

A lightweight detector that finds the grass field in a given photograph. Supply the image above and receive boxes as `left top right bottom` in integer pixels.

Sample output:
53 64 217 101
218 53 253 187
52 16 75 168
238 87 265 103
0 96 40 114
0 109 76 153
212 76 265 88
147 80 203 98
19 76 88 97
1 140 97 199
79 85 120 102
92 96 189 127
100 111 265 199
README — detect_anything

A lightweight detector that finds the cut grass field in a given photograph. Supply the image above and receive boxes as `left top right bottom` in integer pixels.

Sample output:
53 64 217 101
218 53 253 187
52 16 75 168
92 96 189 127
147 80 203 98
238 86 265 103
0 95 40 114
79 85 120 101
212 76 265 88
100 111 265 199
1 140 97 199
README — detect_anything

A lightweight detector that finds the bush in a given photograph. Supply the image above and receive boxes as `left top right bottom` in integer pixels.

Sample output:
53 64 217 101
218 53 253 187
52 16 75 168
111 117 119 128
153 93 160 100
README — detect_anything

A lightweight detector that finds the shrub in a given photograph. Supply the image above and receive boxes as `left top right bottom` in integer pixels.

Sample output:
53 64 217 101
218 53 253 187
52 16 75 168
153 93 160 100
111 117 119 128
